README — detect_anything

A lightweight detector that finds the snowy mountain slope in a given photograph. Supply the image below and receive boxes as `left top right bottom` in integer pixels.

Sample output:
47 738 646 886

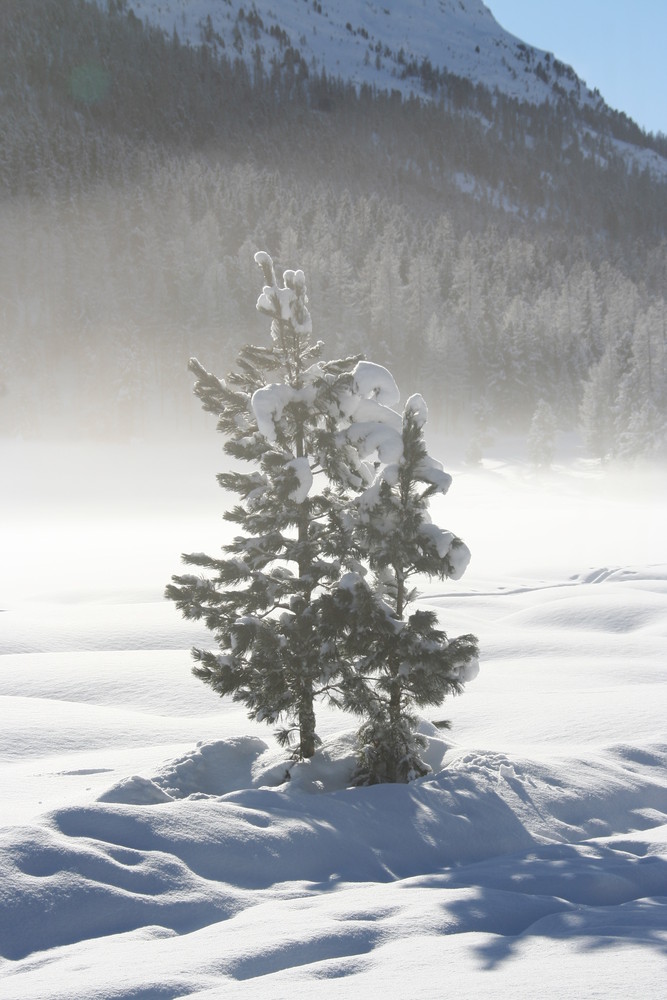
118 0 602 112
100 0 667 184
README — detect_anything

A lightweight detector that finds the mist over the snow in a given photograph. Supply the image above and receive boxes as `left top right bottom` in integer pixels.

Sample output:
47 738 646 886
6 434 666 606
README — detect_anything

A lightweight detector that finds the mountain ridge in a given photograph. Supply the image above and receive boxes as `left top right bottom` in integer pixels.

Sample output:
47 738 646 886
118 0 600 108
120 0 648 124
102 0 665 179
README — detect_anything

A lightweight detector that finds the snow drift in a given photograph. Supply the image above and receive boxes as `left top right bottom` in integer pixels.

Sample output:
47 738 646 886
1 441 666 998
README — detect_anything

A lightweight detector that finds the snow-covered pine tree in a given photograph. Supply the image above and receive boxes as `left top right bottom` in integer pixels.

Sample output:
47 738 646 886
319 394 479 784
166 252 370 759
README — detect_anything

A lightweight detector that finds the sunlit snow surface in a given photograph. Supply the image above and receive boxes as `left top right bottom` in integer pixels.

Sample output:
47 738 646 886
1 439 666 998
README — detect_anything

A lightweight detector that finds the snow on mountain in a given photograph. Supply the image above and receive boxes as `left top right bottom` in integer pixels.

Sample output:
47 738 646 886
120 0 602 113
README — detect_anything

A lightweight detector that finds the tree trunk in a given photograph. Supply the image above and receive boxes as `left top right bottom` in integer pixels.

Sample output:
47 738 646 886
299 683 317 759
387 678 402 782
386 566 406 781
294 405 318 760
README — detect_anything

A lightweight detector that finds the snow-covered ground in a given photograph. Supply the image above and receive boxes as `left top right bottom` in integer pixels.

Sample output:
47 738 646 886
1 438 666 998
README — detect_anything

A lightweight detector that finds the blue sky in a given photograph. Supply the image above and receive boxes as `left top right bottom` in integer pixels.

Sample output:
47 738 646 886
488 1 666 135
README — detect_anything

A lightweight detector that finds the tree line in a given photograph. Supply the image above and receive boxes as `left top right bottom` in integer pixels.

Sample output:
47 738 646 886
1 0 665 458
2 151 665 457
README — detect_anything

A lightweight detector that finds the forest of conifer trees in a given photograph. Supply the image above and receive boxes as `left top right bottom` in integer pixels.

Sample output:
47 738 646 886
1 0 665 458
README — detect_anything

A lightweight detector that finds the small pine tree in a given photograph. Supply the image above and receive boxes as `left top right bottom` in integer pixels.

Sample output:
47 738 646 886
527 399 557 467
167 252 368 758
319 395 479 784
168 252 478 778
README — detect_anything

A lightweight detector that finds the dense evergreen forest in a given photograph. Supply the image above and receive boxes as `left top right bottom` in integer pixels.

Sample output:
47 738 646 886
2 0 666 458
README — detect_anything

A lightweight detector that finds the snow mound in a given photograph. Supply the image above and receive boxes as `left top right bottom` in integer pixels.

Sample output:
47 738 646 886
577 564 667 586
97 728 446 804
151 736 276 799
2 735 666 973
97 774 173 805
502 587 667 633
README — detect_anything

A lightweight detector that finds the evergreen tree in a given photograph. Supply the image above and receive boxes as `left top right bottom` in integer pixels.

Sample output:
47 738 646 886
319 395 478 784
579 329 634 461
527 399 557 467
168 251 478 779
166 252 369 758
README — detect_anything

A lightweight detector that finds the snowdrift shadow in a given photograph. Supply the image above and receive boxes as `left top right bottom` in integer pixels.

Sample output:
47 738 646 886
442 844 667 969
4 731 667 963
0 773 536 961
